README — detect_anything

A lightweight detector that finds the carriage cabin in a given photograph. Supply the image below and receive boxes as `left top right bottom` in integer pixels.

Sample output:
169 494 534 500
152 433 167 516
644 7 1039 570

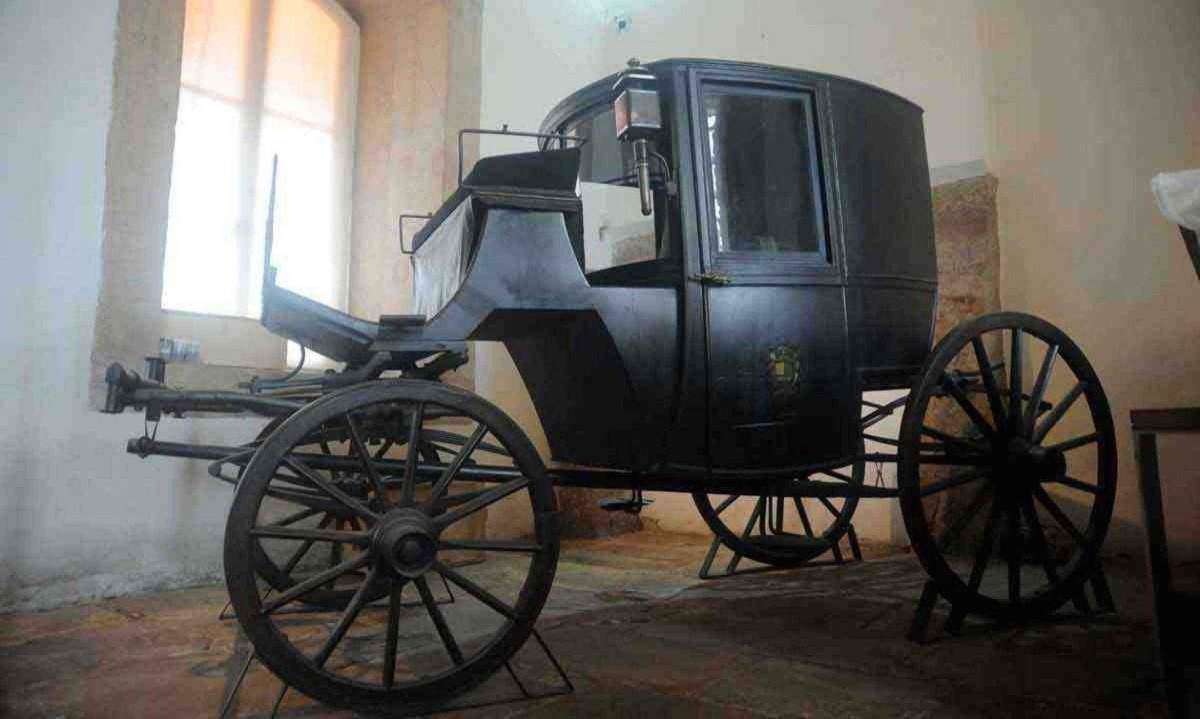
268 58 939 478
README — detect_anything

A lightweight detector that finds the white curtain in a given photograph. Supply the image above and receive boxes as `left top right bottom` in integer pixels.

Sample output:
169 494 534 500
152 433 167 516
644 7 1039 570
162 0 358 326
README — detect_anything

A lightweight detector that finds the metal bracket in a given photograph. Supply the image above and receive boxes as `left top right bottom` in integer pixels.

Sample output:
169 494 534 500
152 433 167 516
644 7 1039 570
399 213 434 255
688 272 732 286
598 487 654 514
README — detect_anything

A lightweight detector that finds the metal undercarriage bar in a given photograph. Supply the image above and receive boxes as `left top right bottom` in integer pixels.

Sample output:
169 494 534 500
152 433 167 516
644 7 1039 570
127 437 901 498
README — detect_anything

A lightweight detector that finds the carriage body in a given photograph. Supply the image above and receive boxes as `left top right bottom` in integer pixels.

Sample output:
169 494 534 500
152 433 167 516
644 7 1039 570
361 59 937 477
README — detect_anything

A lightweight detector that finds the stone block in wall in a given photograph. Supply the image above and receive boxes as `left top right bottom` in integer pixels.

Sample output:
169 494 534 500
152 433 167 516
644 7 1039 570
924 174 1002 549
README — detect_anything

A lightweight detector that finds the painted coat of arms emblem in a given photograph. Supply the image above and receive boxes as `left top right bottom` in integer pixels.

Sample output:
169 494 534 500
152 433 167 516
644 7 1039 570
767 345 803 407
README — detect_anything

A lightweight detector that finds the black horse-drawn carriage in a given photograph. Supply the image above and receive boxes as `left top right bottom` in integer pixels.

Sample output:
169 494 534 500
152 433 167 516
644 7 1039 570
103 59 1116 712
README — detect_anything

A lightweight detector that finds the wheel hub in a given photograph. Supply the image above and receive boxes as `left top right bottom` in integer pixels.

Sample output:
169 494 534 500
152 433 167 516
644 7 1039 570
372 508 439 578
1001 437 1066 491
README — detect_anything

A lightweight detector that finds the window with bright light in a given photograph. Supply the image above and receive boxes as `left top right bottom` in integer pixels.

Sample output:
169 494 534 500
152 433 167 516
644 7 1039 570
162 0 358 320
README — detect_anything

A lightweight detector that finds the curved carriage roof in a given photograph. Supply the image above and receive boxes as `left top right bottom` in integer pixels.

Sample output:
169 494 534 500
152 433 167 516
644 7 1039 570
539 57 924 137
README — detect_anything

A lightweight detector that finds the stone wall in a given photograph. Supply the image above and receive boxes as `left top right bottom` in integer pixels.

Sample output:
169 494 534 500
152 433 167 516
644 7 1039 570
922 174 1003 545
931 175 1002 343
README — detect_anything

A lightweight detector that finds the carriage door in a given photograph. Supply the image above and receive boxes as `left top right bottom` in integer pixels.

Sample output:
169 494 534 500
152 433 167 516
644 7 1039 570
693 76 857 471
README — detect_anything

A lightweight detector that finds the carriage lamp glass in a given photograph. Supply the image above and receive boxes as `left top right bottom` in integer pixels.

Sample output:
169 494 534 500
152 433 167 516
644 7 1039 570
613 59 662 216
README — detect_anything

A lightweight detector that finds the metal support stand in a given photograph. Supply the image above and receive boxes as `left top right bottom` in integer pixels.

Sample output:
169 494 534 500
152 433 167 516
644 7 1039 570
698 522 864 580
218 599 572 718
906 565 1116 644
217 578 571 719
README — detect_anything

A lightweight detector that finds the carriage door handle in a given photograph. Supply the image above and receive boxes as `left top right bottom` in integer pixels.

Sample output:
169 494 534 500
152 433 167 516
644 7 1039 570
689 272 732 286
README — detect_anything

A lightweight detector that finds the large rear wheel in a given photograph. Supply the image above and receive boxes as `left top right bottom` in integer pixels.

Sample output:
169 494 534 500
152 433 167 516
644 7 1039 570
898 312 1116 621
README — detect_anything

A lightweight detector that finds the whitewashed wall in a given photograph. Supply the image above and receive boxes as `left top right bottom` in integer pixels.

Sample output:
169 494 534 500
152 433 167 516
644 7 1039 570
0 0 272 611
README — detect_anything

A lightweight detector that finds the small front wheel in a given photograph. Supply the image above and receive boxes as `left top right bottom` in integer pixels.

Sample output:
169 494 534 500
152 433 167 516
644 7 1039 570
224 380 559 713
898 312 1116 621
692 455 864 568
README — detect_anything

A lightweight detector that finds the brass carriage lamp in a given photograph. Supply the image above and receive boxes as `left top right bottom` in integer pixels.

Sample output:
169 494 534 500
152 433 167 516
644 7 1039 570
613 58 662 215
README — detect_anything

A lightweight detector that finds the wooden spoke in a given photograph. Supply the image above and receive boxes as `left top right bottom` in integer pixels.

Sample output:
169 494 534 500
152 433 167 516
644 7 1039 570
1020 494 1060 583
318 441 341 481
439 538 541 553
966 499 1003 591
1048 475 1099 495
940 375 997 439
372 439 395 461
268 507 323 528
1032 381 1086 444
918 469 990 497
1006 501 1021 602
283 457 379 524
262 486 342 514
921 425 988 455
314 566 379 667
937 484 993 551
434 478 530 530
270 468 320 492
434 561 516 620
382 580 404 689
819 469 855 482
916 453 995 467
344 414 386 498
1032 485 1087 547
713 494 740 516
422 428 510 457
740 498 767 542
327 521 344 589
793 497 815 536
260 553 371 615
1024 344 1059 436
1008 328 1024 435
971 336 1007 429
415 576 464 665
249 526 370 545
402 403 426 506
1048 432 1100 453
817 496 842 519
432 486 494 511
279 515 332 576
428 423 488 505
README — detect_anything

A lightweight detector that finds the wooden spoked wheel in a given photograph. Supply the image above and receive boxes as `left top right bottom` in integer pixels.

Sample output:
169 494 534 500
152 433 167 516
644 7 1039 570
898 312 1116 620
692 453 864 568
224 380 559 712
248 418 443 611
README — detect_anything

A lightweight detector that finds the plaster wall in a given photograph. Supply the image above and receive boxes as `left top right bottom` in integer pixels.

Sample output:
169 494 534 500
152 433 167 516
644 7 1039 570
983 0 1200 557
0 0 275 612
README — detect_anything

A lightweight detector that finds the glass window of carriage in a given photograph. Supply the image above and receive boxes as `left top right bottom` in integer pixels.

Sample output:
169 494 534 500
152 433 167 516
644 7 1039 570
563 105 674 275
701 83 829 262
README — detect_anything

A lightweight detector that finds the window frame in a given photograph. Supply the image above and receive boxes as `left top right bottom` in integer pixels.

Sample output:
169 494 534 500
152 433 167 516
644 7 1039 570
163 0 359 326
687 67 842 282
91 0 360 406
